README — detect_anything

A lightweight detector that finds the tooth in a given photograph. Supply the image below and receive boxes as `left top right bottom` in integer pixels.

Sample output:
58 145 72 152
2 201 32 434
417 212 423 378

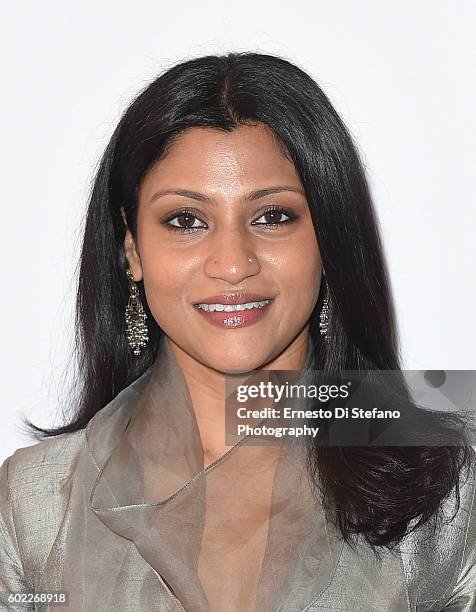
197 299 271 312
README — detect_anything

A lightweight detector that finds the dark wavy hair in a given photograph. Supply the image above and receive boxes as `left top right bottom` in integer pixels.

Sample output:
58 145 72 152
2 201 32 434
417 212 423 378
23 52 473 548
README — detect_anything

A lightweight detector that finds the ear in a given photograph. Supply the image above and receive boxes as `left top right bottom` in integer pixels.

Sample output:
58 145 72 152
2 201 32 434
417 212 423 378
120 207 143 282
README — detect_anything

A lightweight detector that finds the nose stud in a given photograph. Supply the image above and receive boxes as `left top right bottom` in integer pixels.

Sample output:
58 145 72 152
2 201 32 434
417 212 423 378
213 257 254 264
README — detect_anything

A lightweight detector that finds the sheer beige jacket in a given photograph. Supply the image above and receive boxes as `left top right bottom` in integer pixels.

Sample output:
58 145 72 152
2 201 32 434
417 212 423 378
1 339 476 611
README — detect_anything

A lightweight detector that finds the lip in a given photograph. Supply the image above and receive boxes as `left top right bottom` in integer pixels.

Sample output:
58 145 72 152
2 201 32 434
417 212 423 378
194 293 273 305
193 298 274 329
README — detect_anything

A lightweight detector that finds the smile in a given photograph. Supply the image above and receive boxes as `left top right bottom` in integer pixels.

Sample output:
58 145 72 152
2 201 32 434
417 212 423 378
193 299 274 328
195 300 271 312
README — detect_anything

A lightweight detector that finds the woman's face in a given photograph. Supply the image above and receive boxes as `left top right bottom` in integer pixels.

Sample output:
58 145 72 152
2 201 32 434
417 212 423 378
124 123 322 373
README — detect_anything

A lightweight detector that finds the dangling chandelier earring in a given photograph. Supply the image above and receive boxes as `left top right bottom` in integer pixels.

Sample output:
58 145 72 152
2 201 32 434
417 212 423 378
125 268 149 355
319 279 330 340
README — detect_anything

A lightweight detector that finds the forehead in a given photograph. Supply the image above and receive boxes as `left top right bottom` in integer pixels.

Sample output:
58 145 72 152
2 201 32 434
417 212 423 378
139 123 301 194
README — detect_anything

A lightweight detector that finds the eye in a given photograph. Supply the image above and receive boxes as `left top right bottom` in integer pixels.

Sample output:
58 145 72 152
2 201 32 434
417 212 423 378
161 209 207 234
252 206 297 228
161 205 298 234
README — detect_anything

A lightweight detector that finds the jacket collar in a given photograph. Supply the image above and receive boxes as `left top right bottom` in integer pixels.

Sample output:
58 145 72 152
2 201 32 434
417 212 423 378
85 336 345 610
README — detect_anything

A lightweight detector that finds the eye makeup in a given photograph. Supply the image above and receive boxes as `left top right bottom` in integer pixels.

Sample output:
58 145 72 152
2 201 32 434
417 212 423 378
160 205 299 234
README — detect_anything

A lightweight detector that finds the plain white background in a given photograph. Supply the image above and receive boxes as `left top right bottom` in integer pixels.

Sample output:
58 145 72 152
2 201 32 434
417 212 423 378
1 1 474 462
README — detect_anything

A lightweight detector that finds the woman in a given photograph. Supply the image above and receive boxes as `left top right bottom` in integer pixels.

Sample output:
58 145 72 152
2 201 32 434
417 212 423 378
1 52 475 611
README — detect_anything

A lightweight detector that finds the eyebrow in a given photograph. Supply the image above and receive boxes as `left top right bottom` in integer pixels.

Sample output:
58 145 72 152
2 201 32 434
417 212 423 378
148 186 305 206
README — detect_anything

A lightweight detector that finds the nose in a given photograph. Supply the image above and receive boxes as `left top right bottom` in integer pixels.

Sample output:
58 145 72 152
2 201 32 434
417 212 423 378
203 226 260 284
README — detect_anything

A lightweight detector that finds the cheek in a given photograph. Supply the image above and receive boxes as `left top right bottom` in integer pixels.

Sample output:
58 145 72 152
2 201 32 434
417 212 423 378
271 239 321 304
141 265 189 333
139 246 190 312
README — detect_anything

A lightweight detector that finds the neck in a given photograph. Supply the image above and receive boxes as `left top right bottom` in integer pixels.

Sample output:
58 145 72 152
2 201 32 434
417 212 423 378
165 330 312 466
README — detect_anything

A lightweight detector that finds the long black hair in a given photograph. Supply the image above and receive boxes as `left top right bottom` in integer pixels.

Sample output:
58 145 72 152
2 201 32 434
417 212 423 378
23 52 473 547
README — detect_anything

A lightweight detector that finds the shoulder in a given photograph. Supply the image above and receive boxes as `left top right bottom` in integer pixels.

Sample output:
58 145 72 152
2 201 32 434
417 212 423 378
0 430 87 581
2 429 86 483
399 447 476 609
0 428 87 509
1 429 87 507
440 450 476 608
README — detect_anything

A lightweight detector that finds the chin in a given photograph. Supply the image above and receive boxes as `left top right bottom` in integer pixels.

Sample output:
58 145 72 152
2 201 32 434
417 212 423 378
205 349 269 375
